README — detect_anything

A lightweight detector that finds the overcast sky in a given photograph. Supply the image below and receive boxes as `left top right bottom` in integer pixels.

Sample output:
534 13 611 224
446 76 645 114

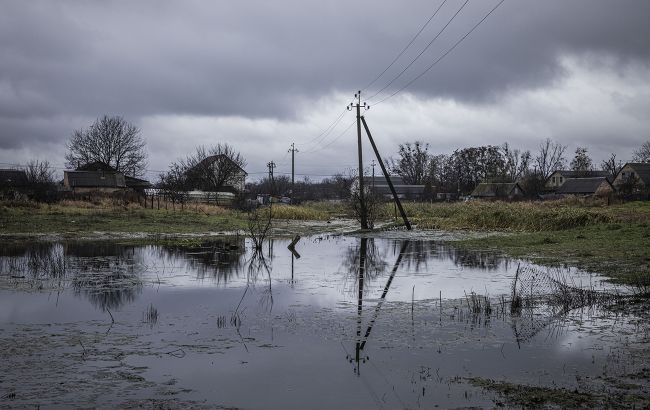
1 0 649 181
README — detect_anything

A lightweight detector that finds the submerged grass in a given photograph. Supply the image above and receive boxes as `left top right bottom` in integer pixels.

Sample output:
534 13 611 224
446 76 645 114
458 222 650 286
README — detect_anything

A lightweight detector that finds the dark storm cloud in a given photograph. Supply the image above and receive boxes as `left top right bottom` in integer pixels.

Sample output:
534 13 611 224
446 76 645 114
0 0 649 162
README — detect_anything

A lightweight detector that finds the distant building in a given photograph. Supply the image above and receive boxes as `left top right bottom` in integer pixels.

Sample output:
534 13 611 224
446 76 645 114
470 182 525 200
612 163 650 193
556 177 614 197
364 176 425 199
63 162 151 194
545 170 610 190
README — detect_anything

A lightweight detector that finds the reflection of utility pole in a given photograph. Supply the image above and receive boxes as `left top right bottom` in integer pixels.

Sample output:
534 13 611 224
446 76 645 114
355 237 367 374
371 160 376 191
348 91 369 229
267 161 276 195
288 143 298 202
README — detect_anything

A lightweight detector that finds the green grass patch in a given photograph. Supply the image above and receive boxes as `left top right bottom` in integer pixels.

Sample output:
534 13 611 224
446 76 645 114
457 223 650 286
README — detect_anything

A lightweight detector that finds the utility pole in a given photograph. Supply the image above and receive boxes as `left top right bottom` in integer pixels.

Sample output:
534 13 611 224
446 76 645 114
348 91 369 229
371 160 376 191
267 161 276 196
288 142 298 203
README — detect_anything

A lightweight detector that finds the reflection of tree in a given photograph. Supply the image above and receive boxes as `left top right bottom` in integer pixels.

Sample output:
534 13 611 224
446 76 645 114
160 237 246 283
66 242 146 311
342 238 388 285
71 258 143 311
395 240 510 272
0 241 146 311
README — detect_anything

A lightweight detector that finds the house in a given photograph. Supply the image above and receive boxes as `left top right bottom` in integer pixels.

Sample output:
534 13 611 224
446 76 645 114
612 163 650 193
364 176 425 199
545 170 610 190
0 169 29 199
470 182 525 200
63 170 127 193
65 162 151 193
556 177 614 197
187 154 247 194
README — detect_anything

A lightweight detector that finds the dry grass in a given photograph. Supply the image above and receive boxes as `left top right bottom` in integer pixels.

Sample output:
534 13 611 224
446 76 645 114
392 200 650 232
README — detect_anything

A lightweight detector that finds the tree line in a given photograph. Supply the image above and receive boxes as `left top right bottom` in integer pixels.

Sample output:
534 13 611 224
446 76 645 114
5 113 650 202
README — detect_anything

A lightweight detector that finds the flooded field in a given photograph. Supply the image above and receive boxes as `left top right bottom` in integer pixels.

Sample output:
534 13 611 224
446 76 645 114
1 235 649 408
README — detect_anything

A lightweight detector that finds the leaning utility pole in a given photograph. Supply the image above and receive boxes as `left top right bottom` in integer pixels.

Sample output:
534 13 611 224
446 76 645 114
288 142 298 202
361 116 412 230
348 91 369 229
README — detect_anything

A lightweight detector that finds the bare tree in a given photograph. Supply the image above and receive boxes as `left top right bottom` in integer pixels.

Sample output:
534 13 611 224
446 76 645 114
179 144 246 192
632 140 650 163
534 138 567 179
158 163 189 205
601 153 624 180
501 142 531 182
24 160 56 201
388 141 431 184
65 115 148 176
24 160 55 186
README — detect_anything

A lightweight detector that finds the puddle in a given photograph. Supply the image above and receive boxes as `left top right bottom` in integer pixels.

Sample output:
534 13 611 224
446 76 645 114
1 236 648 408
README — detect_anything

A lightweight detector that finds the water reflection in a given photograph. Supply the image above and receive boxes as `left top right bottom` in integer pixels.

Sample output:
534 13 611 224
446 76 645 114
159 237 246 282
347 239 411 375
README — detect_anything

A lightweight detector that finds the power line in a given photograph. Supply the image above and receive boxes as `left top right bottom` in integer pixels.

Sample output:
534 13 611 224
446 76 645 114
362 0 448 92
366 0 470 102
296 107 347 148
372 0 506 107
301 119 356 154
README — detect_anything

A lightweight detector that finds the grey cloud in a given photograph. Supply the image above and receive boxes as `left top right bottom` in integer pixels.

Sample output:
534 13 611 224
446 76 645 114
0 0 649 169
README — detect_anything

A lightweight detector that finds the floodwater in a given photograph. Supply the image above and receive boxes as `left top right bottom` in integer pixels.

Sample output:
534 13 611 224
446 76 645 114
0 235 648 408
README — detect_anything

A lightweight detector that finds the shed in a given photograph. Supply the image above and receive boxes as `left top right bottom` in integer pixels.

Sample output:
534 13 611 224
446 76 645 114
471 182 525 200
556 177 613 196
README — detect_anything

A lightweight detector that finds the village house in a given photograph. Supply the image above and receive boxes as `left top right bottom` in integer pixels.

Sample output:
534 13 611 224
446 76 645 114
470 182 525 201
612 163 650 193
556 177 614 197
63 162 151 194
185 154 247 203
544 170 610 190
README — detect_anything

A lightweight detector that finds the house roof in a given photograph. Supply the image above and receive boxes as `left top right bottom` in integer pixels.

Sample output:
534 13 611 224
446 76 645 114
471 182 523 198
0 169 28 187
556 177 612 194
74 162 151 188
196 154 247 175
549 170 610 178
65 171 126 188
618 163 650 186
